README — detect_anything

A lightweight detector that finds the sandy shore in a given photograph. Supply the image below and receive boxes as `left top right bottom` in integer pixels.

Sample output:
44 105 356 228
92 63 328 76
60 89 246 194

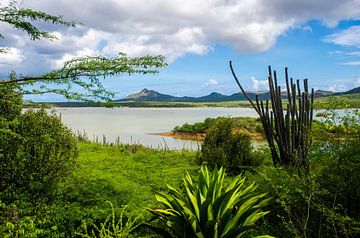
149 131 205 141
150 131 265 141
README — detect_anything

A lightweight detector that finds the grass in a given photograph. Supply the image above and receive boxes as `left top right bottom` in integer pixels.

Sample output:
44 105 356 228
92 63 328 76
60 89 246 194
313 93 360 109
58 142 199 217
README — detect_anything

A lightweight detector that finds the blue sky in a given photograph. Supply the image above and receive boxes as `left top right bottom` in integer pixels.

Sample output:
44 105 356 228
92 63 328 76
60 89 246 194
101 20 360 99
1 0 360 101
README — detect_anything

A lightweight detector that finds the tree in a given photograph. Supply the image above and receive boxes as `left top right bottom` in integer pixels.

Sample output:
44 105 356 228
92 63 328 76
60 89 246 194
0 0 166 102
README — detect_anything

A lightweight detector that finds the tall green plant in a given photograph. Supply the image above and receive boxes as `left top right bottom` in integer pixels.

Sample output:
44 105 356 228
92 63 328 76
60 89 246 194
149 166 272 238
230 62 314 171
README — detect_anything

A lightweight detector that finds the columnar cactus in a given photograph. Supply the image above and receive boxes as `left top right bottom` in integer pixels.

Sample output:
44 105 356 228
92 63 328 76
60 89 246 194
230 62 314 170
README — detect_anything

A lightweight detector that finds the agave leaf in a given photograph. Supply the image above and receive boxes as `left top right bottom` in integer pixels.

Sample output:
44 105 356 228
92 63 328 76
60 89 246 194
242 211 270 226
222 193 267 236
237 182 257 197
149 166 272 238
253 235 275 238
166 183 186 200
150 208 176 216
199 166 210 196
185 185 200 220
225 176 244 193
155 194 173 208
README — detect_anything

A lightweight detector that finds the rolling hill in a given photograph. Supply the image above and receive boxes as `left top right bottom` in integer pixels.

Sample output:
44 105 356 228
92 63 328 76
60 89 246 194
116 88 335 103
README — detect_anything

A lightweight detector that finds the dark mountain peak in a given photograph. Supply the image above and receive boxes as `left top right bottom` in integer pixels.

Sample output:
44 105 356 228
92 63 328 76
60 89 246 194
117 86 357 103
140 88 150 93
119 88 178 102
209 92 223 96
333 86 360 96
313 89 333 98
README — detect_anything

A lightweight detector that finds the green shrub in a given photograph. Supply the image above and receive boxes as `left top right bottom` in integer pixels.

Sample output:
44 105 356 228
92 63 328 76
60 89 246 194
148 166 272 238
246 109 360 237
310 109 360 236
199 117 260 173
77 202 141 238
0 108 78 196
0 83 22 121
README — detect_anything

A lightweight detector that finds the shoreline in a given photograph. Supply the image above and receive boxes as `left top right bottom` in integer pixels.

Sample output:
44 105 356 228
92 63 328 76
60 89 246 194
150 131 265 141
149 132 205 141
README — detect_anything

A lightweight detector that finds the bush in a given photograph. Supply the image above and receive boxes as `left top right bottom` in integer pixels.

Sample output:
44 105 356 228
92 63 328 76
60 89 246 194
246 109 360 237
0 83 22 121
0 108 78 197
199 117 260 173
148 166 272 238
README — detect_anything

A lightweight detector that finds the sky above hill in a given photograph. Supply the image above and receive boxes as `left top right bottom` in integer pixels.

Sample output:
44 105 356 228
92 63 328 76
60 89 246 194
1 0 360 101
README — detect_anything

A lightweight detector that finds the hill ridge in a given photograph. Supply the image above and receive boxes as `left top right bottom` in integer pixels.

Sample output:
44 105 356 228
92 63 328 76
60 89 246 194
116 87 345 103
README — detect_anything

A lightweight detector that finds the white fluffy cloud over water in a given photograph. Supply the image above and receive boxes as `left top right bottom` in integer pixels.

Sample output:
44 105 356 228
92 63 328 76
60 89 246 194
1 0 360 75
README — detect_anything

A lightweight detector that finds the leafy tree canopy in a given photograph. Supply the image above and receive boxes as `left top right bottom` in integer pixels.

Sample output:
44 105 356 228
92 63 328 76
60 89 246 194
0 1 166 102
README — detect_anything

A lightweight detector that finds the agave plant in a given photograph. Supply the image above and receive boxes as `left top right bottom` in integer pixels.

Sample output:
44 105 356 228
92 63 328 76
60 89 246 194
149 166 272 238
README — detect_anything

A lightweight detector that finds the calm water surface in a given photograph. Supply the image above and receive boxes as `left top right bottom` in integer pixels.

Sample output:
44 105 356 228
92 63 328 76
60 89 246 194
55 107 259 150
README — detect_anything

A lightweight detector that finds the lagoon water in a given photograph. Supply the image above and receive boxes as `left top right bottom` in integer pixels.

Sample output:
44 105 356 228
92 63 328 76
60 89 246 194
55 107 259 150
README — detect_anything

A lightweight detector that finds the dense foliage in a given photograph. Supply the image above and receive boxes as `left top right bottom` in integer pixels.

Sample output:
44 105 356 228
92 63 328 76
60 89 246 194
0 82 22 120
149 166 272 238
199 117 261 173
173 117 263 138
173 118 216 134
0 86 78 199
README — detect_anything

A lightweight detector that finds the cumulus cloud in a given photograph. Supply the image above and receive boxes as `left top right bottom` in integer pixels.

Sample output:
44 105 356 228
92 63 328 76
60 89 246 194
1 0 360 75
327 84 347 92
251 76 268 91
0 47 25 65
202 78 219 89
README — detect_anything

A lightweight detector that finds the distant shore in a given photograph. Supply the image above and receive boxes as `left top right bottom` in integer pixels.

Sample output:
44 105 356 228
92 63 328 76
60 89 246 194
24 93 360 109
151 130 265 141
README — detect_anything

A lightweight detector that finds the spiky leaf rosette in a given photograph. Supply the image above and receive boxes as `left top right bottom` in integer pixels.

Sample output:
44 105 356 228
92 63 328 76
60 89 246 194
149 166 272 238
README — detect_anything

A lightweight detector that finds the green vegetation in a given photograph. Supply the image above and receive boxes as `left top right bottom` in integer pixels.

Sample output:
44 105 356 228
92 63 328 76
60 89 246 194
23 93 360 108
0 108 78 197
0 1 166 102
173 117 264 141
198 118 261 173
1 3 359 236
314 93 360 109
0 139 198 237
0 111 360 237
149 166 272 237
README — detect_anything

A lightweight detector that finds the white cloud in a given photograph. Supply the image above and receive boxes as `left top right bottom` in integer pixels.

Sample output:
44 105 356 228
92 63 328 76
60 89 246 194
1 0 360 75
52 48 97 68
355 78 360 87
0 47 25 65
346 51 360 57
325 26 360 47
327 84 347 92
302 25 313 32
202 78 219 89
251 76 268 91
341 61 360 66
